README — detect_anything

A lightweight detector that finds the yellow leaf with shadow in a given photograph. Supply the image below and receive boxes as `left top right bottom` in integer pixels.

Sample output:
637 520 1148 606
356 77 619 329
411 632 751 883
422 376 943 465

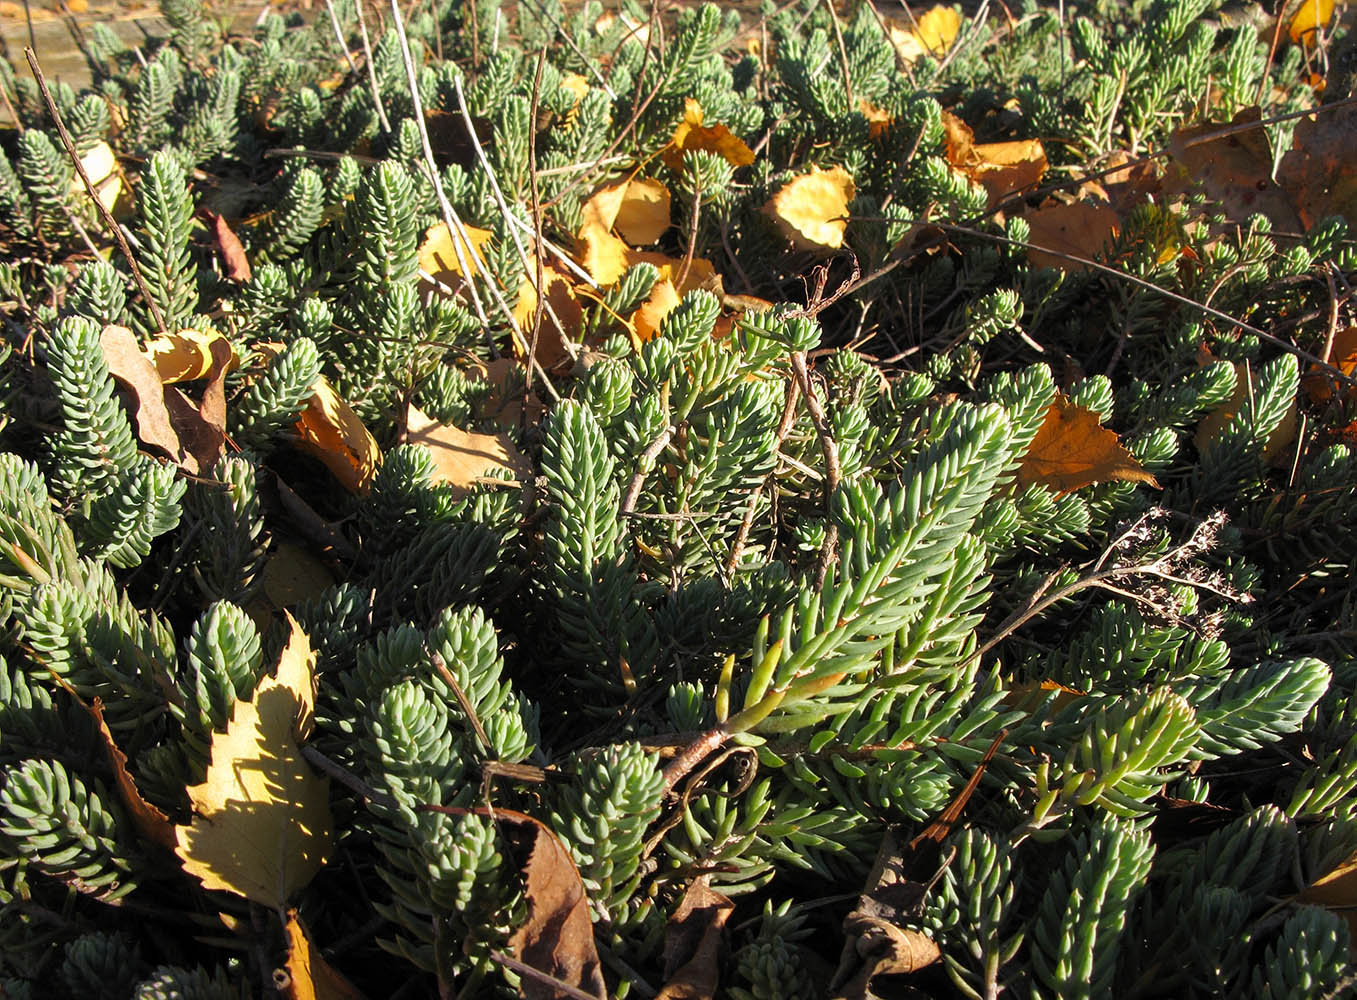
174 616 331 908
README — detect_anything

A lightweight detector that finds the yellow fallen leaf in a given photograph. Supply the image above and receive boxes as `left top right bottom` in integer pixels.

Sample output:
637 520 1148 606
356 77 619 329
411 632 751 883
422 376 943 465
632 278 681 341
406 404 532 498
1289 0 1333 43
889 5 961 63
72 141 132 220
260 541 335 611
512 261 583 371
1017 394 1160 494
174 615 331 907
283 910 367 1000
145 329 240 383
943 112 1047 206
294 376 382 494
578 218 632 286
418 221 492 284
560 74 590 104
858 98 894 139
765 165 856 250
665 98 756 171
612 179 671 246
1194 362 1298 465
626 251 723 296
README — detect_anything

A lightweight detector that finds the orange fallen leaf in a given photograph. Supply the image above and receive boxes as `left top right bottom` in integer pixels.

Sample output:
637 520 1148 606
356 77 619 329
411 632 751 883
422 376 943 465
888 5 961 63
1302 327 1357 403
656 878 734 1000
88 698 176 851
293 376 382 493
210 212 251 282
502 809 606 1000
765 165 856 250
1023 200 1121 271
632 278 681 342
858 98 894 139
582 177 672 246
626 251 722 296
1194 362 1298 465
664 98 755 172
1298 852 1357 941
418 221 493 284
282 910 367 1000
195 336 233 471
1017 394 1160 493
1289 0 1333 43
100 324 195 471
942 112 1047 206
405 404 531 498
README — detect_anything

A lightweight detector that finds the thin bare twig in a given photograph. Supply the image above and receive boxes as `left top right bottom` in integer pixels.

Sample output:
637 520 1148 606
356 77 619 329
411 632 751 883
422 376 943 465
25 47 167 338
620 427 675 516
525 50 549 409
356 0 391 134
489 951 603 1000
428 648 491 754
790 351 842 590
301 745 399 812
322 0 360 76
823 0 854 110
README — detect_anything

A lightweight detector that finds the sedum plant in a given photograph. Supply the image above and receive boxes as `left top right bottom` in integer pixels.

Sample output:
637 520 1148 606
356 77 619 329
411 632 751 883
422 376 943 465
0 0 1355 995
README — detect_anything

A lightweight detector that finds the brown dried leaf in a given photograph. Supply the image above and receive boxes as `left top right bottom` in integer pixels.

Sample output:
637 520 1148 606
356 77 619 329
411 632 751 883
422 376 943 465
195 335 233 470
406 404 532 499
210 212 251 282
656 878 734 1000
469 357 545 430
100 324 192 471
1165 110 1303 231
88 698 176 851
503 810 606 1000
1298 852 1357 941
1017 394 1160 494
1023 200 1122 272
1194 362 1298 464
1279 102 1357 230
282 909 367 1000
1302 326 1357 403
511 263 583 372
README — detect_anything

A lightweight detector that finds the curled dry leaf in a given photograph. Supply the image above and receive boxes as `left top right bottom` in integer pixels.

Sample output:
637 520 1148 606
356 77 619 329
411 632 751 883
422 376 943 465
145 329 240 384
765 165 857 250
210 212 251 282
501 809 606 1000
100 324 193 470
282 909 367 1000
406 404 532 499
1017 394 1160 494
292 376 382 494
174 615 332 908
88 698 176 851
1023 200 1122 272
655 878 734 1000
942 111 1047 206
665 98 756 171
419 220 493 284
888 5 961 63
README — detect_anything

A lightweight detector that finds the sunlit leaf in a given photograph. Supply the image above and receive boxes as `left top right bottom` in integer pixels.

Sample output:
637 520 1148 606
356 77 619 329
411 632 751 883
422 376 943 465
1017 394 1160 493
764 165 856 249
